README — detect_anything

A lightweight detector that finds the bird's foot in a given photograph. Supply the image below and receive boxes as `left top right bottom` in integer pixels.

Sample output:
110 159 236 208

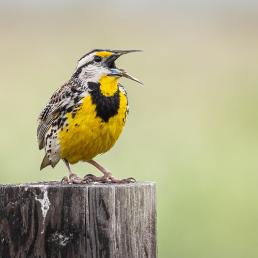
61 173 84 184
83 172 136 184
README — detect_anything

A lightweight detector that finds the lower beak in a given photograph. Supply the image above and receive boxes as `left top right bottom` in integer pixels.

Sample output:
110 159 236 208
109 68 143 85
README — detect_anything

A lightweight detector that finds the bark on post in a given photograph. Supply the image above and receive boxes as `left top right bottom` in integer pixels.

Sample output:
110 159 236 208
0 182 156 258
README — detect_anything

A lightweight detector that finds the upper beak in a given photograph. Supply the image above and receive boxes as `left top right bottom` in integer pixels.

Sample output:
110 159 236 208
106 50 143 85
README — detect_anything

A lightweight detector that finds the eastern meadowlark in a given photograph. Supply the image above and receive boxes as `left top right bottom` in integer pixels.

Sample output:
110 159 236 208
37 49 142 183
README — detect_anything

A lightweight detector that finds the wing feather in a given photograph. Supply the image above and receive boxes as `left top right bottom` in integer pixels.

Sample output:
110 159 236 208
37 83 72 149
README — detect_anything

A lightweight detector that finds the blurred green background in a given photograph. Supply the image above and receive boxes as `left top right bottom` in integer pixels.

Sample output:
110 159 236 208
1 1 258 257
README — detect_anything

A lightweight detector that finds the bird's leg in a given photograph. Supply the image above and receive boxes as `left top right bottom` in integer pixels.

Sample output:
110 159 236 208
87 159 112 179
61 159 83 184
83 159 136 183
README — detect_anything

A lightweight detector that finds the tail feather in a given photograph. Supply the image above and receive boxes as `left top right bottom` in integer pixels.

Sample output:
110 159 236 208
40 154 51 170
40 153 60 170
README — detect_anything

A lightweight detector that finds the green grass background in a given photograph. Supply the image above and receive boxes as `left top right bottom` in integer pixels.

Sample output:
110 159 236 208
1 2 258 257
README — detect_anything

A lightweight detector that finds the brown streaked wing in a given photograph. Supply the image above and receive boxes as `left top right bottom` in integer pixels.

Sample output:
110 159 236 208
37 83 71 150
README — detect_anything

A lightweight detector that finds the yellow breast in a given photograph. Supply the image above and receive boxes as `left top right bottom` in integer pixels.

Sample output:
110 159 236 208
58 90 128 164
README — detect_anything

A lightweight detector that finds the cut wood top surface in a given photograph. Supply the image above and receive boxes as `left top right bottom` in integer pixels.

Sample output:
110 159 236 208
0 181 155 188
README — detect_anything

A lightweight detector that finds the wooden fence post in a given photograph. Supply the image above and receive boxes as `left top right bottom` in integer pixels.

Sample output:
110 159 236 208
0 182 156 258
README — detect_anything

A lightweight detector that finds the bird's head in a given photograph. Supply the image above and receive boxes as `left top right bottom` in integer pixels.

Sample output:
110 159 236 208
73 49 143 85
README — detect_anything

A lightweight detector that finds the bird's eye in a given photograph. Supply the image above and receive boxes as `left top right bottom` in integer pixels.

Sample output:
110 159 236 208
94 56 102 62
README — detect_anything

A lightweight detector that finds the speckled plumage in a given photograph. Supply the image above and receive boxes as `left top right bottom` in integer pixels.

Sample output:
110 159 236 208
37 77 128 169
37 49 141 183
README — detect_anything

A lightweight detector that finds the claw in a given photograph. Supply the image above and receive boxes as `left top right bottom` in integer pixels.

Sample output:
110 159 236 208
109 176 136 184
61 173 84 184
119 177 136 184
82 174 99 184
83 173 136 184
61 176 69 184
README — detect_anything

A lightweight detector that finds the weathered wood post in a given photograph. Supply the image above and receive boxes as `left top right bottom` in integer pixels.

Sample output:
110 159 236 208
0 182 156 258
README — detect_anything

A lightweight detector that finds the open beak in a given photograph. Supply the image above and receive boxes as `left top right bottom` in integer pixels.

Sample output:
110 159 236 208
106 50 143 85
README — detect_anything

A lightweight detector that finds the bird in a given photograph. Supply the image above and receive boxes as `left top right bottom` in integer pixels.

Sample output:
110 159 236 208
37 49 142 184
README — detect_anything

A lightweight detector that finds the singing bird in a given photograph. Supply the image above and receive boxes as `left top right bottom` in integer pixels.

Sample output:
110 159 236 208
37 49 142 183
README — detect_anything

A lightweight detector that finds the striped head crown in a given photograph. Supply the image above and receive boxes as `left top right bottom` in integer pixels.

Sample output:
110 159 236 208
73 49 143 85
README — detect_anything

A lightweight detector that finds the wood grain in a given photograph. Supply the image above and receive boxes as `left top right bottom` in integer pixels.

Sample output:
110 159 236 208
0 182 156 258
